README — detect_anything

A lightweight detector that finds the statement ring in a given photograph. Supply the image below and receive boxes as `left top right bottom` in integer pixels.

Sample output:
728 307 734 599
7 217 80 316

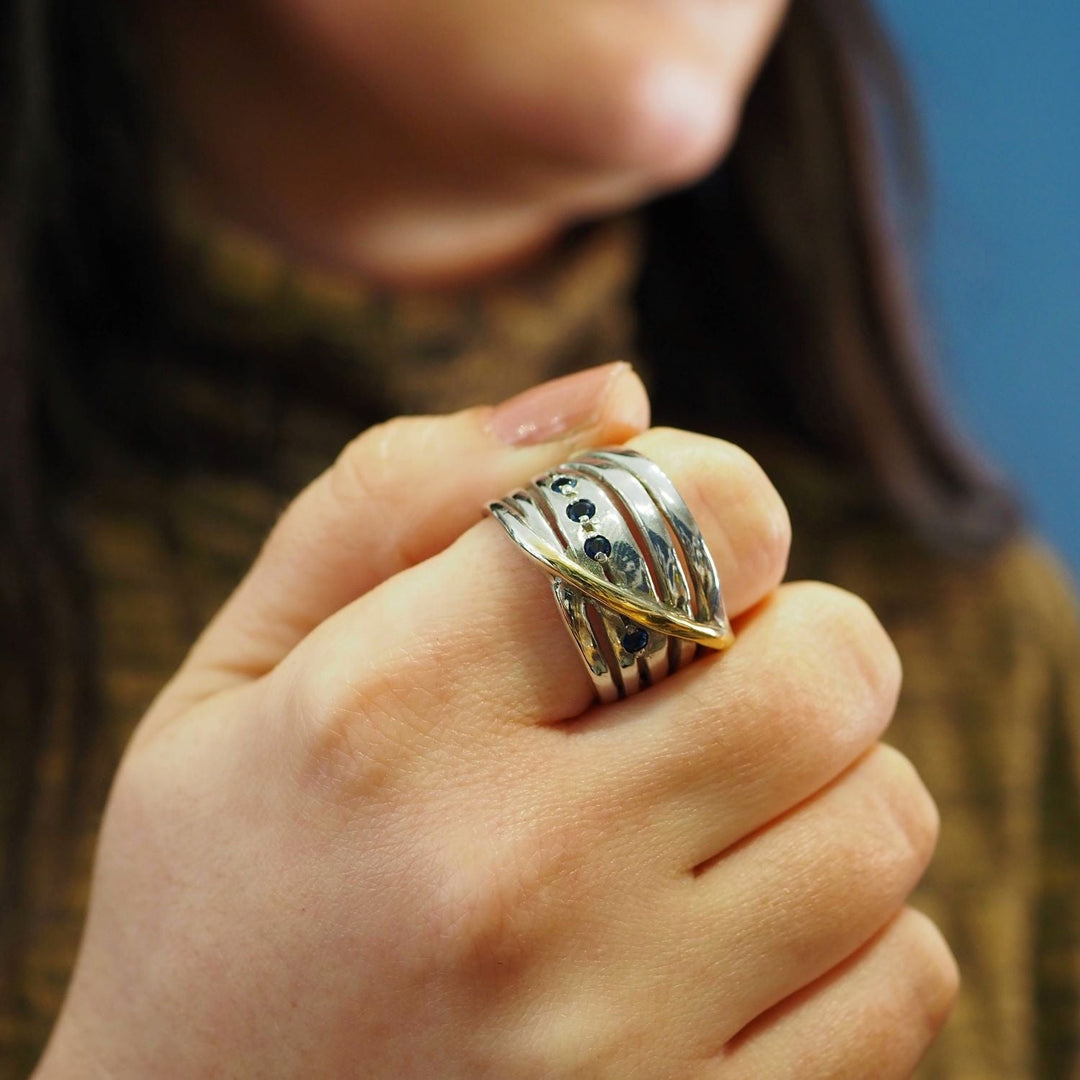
487 448 734 703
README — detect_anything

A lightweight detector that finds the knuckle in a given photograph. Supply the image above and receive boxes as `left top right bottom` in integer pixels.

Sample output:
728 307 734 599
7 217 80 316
740 584 898 775
796 582 903 716
900 908 961 1037
637 428 792 591
743 635 852 769
327 416 416 515
863 745 940 881
730 452 792 591
277 644 425 810
809 747 939 929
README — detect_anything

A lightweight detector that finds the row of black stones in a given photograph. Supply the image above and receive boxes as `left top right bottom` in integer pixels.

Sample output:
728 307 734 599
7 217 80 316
551 474 649 656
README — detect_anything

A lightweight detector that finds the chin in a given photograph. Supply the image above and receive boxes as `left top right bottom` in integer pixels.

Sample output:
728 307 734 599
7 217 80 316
537 69 740 212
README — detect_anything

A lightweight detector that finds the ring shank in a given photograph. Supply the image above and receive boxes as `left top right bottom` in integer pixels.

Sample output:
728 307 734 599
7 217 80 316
488 448 734 701
485 515 734 650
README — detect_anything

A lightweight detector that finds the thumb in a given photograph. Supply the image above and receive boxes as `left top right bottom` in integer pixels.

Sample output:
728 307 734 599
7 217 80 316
167 362 649 706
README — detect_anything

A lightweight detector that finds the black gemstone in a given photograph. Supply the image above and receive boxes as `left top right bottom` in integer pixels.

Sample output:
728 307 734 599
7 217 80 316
551 476 577 495
621 626 649 654
566 499 596 523
584 535 612 561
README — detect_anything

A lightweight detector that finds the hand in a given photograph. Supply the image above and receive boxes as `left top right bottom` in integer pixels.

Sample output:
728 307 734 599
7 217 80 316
37 364 956 1078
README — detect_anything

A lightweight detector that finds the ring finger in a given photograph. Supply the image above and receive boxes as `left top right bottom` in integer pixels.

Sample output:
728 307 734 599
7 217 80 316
667 744 940 1049
702 907 958 1078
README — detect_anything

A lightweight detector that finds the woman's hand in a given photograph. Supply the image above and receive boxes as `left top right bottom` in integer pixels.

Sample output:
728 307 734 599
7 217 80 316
37 365 956 1079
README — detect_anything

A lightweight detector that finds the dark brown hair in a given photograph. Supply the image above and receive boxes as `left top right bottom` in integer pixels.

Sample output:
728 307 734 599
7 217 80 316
637 2 1018 553
0 0 1019 1035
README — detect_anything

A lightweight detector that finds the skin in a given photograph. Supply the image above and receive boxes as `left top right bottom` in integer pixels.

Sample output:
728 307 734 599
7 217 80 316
143 0 789 285
37 367 957 1078
38 3 958 1074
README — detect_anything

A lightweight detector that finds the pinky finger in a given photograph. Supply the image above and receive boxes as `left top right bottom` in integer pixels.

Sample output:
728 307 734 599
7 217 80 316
703 908 959 1080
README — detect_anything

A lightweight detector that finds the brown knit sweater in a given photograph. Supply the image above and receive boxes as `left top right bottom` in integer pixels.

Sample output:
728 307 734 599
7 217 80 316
2 212 1078 1078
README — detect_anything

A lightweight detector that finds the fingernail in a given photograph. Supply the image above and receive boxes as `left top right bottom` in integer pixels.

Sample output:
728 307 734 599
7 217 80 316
489 362 639 446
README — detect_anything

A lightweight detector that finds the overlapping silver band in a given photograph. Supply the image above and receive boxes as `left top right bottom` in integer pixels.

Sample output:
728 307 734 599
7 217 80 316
488 448 734 703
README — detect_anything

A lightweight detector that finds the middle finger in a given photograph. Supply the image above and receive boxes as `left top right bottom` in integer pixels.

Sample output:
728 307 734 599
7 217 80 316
289 426 791 736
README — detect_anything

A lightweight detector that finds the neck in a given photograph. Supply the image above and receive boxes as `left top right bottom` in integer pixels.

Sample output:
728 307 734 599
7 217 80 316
176 169 572 291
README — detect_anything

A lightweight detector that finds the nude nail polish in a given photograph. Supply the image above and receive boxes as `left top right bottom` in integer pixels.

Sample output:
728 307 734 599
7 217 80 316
489 362 632 446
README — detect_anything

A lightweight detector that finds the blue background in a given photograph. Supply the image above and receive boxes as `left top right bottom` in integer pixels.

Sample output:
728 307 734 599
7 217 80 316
876 1 1079 576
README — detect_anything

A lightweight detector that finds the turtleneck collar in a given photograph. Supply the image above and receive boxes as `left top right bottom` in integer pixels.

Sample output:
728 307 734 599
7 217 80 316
162 199 652 418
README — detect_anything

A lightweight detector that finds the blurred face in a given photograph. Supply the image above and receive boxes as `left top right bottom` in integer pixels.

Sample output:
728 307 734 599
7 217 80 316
147 0 788 281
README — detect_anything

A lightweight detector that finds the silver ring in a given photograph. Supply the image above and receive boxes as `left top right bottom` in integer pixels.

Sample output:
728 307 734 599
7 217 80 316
487 448 734 703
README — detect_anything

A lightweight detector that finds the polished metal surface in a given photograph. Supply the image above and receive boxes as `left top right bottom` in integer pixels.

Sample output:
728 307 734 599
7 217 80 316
488 448 734 702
